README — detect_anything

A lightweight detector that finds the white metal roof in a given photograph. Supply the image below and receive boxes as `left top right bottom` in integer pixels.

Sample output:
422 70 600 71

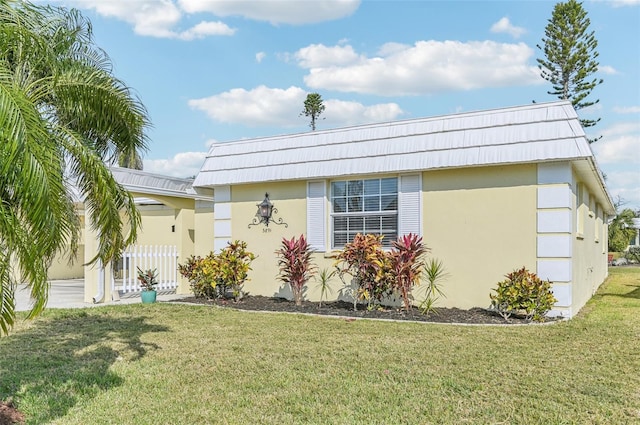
193 101 614 213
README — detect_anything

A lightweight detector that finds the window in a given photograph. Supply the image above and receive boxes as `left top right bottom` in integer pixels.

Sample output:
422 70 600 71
331 177 397 248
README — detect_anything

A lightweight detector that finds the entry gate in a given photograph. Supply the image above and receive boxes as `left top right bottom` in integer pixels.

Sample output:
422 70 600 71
120 245 179 293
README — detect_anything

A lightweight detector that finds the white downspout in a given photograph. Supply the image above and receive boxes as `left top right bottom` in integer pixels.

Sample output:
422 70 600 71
111 263 120 301
92 259 105 304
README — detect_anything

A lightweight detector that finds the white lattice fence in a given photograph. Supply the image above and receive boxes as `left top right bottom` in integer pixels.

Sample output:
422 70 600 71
121 245 179 293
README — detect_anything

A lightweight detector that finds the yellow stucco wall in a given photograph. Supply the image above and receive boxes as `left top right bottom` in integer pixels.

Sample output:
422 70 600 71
135 206 180 246
231 182 317 299
47 213 86 280
47 246 85 279
225 165 539 309
195 201 215 255
422 164 538 309
572 171 609 314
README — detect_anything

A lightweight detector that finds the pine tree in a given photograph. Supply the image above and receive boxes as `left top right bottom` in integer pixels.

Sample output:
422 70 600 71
537 0 603 141
301 93 325 131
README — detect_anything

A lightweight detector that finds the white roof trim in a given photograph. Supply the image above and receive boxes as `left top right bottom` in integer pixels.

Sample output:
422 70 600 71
193 101 613 212
110 167 212 201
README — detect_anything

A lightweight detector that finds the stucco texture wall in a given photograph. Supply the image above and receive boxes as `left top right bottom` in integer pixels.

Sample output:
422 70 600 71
572 172 609 315
422 164 538 310
135 206 180 246
225 165 540 309
231 181 323 299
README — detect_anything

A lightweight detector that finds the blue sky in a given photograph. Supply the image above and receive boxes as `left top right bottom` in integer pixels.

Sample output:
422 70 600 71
44 0 639 209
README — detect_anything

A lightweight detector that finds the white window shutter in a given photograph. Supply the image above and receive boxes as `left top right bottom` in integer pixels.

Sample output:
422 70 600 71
399 174 421 237
307 181 326 251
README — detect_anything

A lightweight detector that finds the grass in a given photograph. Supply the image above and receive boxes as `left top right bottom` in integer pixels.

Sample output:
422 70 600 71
1 268 639 424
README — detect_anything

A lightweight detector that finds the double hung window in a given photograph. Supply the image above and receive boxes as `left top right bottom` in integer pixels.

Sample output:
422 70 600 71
331 177 398 248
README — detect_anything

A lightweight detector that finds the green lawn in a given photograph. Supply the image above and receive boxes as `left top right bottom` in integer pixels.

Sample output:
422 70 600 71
2 268 639 424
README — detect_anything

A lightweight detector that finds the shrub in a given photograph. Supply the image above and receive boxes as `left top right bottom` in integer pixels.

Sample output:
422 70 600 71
178 254 218 299
179 255 214 299
216 240 256 300
419 258 448 315
276 235 316 306
334 233 393 309
389 233 428 311
490 267 557 322
625 246 640 263
178 241 256 300
314 268 336 308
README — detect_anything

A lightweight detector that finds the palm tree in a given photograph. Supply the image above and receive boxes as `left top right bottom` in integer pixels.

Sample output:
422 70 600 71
0 0 149 334
118 149 144 170
608 208 638 253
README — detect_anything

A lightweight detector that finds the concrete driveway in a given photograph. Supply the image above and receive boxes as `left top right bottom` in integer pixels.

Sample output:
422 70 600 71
15 280 188 311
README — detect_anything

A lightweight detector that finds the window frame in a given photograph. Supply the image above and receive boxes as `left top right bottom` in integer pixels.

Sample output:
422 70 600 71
330 177 398 249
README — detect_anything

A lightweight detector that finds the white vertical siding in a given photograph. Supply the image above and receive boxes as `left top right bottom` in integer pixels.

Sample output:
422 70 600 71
307 181 327 251
398 174 422 237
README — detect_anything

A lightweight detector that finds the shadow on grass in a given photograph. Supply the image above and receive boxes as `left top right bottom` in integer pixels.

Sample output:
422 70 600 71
0 309 168 424
597 284 640 300
620 285 640 299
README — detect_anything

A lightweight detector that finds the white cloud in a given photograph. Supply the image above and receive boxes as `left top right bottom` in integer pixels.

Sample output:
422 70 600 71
490 17 526 38
188 85 308 127
603 171 640 208
599 65 618 75
607 0 640 7
299 41 542 96
59 0 235 39
295 44 362 68
143 151 208 178
177 21 236 40
591 121 640 165
178 0 361 25
592 121 640 209
323 99 403 127
256 52 266 63
188 85 403 128
613 106 640 114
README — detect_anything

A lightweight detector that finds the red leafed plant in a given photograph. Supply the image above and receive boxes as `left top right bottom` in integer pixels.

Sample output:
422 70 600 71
390 233 429 311
276 234 317 305
334 233 393 309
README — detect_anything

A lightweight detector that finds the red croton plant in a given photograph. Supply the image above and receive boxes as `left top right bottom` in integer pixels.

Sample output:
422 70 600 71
335 233 429 311
390 233 429 311
276 235 317 306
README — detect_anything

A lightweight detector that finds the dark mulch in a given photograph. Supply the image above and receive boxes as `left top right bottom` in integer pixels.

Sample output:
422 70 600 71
0 401 24 425
176 295 561 325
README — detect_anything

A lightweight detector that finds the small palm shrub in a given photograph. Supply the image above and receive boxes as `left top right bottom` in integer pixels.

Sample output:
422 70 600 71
490 267 557 322
419 258 448 315
314 268 336 308
276 234 316 306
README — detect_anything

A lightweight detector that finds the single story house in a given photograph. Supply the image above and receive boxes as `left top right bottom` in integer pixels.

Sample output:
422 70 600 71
193 100 615 318
47 168 214 303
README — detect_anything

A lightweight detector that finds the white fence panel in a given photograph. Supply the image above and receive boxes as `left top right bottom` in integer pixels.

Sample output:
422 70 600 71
121 245 179 293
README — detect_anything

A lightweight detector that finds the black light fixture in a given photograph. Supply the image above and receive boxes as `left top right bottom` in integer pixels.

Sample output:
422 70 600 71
248 193 288 228
257 193 273 225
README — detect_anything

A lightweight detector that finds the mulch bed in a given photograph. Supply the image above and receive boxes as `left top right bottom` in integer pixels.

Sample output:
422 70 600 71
176 295 562 325
0 401 24 425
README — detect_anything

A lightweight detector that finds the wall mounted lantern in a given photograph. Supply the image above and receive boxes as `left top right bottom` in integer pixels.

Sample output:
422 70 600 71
248 193 288 228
